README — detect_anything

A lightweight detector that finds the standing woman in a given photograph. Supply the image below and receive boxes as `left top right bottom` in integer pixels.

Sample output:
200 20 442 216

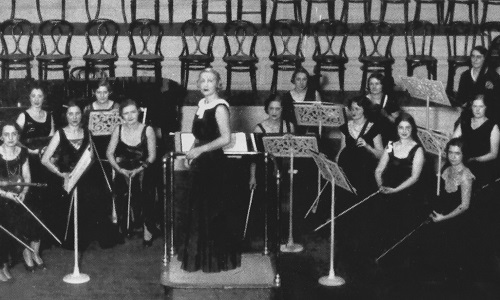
180 68 240 272
365 72 400 145
0 122 43 281
281 67 321 127
337 96 383 198
374 113 425 260
453 95 500 187
42 102 120 250
106 99 157 246
16 85 55 248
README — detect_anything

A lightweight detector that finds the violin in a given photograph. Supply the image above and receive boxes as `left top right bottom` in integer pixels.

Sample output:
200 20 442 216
0 175 47 194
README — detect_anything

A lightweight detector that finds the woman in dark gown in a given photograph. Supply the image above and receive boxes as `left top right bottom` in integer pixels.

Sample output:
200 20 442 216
337 96 383 198
107 99 157 246
16 85 55 250
42 102 120 250
181 68 240 272
365 72 400 145
453 95 500 187
413 138 479 281
0 122 44 280
374 113 426 263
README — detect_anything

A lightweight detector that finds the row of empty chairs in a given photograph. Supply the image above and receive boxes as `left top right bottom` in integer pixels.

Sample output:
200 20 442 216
1 17 499 94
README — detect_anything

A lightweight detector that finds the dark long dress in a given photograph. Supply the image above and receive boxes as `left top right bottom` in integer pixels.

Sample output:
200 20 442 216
19 111 54 247
181 100 241 272
0 148 40 264
376 144 426 261
282 89 317 127
113 124 156 236
338 120 380 198
367 94 399 145
460 118 499 186
55 129 120 250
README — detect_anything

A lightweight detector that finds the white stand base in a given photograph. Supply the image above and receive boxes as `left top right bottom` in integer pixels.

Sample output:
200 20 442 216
63 272 90 284
280 242 304 253
318 273 345 287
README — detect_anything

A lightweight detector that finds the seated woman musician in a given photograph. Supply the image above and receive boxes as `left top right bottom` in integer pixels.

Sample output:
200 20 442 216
365 72 400 145
42 101 121 250
180 68 240 272
453 94 500 187
337 96 383 198
0 122 44 281
106 99 157 246
374 112 426 259
282 67 321 129
249 94 295 190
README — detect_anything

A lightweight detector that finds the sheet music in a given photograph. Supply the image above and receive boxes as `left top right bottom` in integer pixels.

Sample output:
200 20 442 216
310 151 356 194
294 102 345 127
88 110 122 136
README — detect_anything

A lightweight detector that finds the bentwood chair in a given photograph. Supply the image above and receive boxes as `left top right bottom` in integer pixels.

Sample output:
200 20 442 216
404 20 437 79
380 0 410 24
37 19 73 82
445 0 479 24
0 19 34 79
358 21 395 91
179 19 216 89
128 19 164 82
340 0 372 23
305 0 336 29
192 0 232 22
82 19 120 82
481 0 500 24
312 20 349 92
414 0 445 26
223 20 259 96
480 21 500 47
268 19 305 93
270 0 303 24
445 21 478 94
237 0 267 25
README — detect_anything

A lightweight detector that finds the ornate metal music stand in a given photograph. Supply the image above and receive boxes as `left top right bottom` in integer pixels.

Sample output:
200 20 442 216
294 102 345 207
262 134 318 253
310 150 355 286
400 77 451 130
417 127 451 195
88 110 122 136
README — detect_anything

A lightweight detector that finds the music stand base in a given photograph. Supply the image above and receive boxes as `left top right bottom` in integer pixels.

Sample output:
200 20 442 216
63 272 90 284
318 274 345 286
280 243 303 253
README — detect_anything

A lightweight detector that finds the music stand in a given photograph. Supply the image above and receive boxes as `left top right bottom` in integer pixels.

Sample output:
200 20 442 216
400 77 451 130
310 150 355 286
294 102 345 207
88 110 122 136
262 134 318 253
417 127 451 195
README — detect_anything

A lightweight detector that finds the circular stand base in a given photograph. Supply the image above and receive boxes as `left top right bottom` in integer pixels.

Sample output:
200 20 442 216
318 275 345 287
280 243 304 253
63 272 90 284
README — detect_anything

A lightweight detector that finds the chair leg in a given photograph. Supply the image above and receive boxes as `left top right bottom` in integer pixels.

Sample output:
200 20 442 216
110 63 116 78
407 62 413 77
380 1 387 22
446 64 455 95
482 3 488 24
132 63 138 78
294 1 303 23
445 3 455 24
414 2 421 21
404 2 409 24
367 0 372 22
226 65 232 96
327 2 335 21
26 63 32 79
260 0 267 25
305 2 312 30
271 65 278 94
250 66 258 95
360 67 368 92
184 65 190 90
474 2 479 25
237 0 242 20
340 3 348 23
339 67 346 93
192 0 197 19
155 63 162 83
270 1 278 24
438 2 445 25
38 63 43 81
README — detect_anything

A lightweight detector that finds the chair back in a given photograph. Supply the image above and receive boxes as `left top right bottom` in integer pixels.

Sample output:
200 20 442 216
446 21 478 58
312 19 349 59
36 0 66 21
223 20 258 59
269 19 304 59
358 21 394 59
480 21 500 47
84 18 120 57
404 20 435 57
0 19 34 57
128 19 164 58
180 19 216 58
38 19 73 57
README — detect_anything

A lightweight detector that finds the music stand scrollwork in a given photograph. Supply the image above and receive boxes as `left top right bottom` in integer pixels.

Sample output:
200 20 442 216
88 110 122 136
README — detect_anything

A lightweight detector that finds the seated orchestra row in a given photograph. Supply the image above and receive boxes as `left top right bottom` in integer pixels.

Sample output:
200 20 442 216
1 64 499 282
